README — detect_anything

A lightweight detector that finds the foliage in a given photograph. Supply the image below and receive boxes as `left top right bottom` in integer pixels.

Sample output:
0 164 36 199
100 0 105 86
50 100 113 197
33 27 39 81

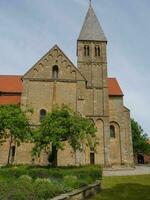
34 178 63 199
32 105 97 163
0 105 32 144
0 165 101 199
63 175 78 191
131 118 150 154
18 175 33 183
0 165 102 181
0 105 32 164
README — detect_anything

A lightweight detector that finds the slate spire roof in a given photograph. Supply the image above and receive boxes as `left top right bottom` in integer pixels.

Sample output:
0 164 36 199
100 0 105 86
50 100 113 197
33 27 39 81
78 3 107 41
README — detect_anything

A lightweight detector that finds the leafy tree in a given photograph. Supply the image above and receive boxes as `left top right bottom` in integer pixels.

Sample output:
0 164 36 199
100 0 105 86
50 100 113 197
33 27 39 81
0 105 32 164
32 105 97 166
131 118 150 155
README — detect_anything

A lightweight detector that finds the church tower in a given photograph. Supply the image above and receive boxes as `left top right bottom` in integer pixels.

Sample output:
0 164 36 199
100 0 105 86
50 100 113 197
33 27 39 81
77 2 111 167
77 2 107 88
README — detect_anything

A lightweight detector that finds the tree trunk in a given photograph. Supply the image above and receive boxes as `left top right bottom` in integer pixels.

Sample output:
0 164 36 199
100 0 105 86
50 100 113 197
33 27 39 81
7 134 12 165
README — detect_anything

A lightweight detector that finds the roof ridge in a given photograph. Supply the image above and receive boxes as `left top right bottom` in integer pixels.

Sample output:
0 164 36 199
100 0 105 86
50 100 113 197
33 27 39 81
0 75 22 77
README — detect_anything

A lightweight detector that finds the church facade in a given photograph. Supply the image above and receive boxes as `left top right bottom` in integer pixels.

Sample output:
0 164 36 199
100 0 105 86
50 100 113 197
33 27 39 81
0 4 134 167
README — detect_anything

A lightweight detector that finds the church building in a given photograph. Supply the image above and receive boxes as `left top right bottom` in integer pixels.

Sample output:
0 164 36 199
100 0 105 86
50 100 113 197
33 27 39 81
0 3 134 167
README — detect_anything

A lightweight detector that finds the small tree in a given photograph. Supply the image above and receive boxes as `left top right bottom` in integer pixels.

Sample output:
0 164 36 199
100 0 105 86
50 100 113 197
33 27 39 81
0 105 32 164
131 118 150 155
32 105 97 166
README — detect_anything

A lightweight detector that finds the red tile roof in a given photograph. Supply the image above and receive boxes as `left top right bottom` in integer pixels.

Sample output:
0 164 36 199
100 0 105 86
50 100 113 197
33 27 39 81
108 78 123 96
0 75 123 105
0 96 21 105
0 75 22 93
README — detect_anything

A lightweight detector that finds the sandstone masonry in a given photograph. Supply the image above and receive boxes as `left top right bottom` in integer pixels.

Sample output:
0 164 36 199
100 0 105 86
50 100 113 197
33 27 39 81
0 3 134 167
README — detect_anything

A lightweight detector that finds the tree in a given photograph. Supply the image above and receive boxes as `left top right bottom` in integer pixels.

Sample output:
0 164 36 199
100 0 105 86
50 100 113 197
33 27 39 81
0 105 32 164
32 105 97 166
131 118 150 155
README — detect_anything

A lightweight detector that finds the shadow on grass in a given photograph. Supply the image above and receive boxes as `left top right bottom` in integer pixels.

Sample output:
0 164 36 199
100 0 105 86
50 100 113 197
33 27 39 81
94 183 150 200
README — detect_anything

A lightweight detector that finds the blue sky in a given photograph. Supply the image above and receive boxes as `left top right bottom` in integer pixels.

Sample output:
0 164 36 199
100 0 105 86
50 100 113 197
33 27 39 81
0 0 150 136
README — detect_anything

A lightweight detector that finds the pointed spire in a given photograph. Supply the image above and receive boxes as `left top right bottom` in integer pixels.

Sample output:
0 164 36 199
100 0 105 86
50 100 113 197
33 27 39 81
78 3 107 41
89 0 92 7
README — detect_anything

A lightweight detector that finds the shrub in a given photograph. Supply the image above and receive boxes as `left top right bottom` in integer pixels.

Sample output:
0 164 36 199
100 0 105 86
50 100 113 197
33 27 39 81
63 175 78 191
0 165 102 199
35 178 52 184
73 166 102 181
5 179 34 200
34 178 63 199
27 168 64 181
0 181 9 200
0 167 27 179
18 175 33 183
28 168 49 179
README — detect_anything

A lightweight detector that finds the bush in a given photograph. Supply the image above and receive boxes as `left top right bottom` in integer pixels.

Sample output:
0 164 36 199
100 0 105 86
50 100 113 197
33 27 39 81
73 166 102 181
3 179 34 200
34 178 63 199
0 167 27 179
0 181 9 200
28 168 49 179
0 165 102 199
18 175 33 183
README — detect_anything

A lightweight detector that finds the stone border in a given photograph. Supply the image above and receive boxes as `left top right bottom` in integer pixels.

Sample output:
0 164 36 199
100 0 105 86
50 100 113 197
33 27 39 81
50 181 101 200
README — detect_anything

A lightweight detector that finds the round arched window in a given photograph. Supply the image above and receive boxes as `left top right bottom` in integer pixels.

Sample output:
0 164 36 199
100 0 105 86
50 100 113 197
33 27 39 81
95 46 100 57
110 125 115 138
40 109 46 122
52 65 59 79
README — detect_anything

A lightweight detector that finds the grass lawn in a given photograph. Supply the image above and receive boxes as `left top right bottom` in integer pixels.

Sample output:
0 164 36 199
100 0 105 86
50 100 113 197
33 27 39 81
91 175 150 200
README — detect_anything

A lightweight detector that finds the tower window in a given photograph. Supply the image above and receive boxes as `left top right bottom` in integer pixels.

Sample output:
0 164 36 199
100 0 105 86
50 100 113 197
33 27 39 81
84 45 90 56
84 46 86 56
110 125 115 138
52 65 59 79
98 47 100 56
40 109 46 122
87 46 90 56
95 46 100 57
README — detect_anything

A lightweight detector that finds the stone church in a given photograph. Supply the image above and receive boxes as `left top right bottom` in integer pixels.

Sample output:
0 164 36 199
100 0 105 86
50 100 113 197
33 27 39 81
0 3 134 167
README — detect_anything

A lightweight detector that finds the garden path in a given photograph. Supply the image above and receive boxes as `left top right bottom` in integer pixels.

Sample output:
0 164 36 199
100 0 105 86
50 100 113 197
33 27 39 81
103 165 150 176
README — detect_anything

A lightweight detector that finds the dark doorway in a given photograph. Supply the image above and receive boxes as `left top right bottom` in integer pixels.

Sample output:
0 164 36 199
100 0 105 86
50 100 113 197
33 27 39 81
137 154 144 164
90 152 95 165
11 146 16 163
48 145 57 166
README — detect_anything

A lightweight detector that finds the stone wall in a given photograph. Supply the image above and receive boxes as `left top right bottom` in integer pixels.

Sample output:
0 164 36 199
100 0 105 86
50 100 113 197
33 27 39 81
109 96 134 166
50 181 101 200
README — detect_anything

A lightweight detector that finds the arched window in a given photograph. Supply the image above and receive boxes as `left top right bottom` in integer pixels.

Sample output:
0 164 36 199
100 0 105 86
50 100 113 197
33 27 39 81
84 45 90 56
95 47 97 56
95 46 100 57
110 125 115 138
40 109 46 122
98 47 100 56
52 65 59 79
84 46 87 56
87 46 90 56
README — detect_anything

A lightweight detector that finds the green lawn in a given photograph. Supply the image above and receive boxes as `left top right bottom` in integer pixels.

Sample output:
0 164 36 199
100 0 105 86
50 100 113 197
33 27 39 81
92 175 150 200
